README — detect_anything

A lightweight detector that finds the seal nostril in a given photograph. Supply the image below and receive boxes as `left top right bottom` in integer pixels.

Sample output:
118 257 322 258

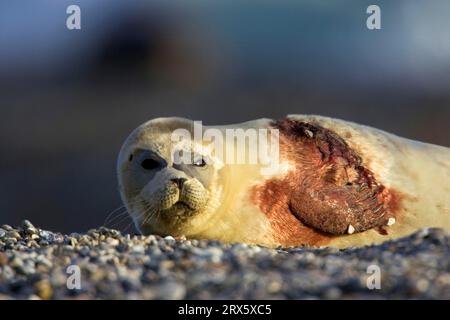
171 178 187 189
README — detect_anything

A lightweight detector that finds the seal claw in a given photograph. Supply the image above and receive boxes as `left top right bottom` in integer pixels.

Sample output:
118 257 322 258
387 217 396 226
347 224 355 234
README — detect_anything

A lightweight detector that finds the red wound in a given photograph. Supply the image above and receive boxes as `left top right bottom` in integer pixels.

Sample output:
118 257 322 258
252 118 401 239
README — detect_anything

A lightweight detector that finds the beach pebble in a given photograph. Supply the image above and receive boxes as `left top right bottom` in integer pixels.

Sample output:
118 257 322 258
0 222 448 299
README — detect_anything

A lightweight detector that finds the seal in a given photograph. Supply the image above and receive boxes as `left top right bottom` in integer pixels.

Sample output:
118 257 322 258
117 115 450 248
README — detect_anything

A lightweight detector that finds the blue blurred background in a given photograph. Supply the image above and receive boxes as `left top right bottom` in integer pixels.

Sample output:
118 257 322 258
1 0 449 233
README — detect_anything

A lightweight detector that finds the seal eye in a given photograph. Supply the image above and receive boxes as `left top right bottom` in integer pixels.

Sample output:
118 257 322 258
193 158 207 167
141 159 160 170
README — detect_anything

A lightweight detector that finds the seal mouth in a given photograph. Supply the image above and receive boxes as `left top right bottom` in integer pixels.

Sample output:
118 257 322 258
160 200 200 218
132 176 211 235
139 197 198 221
173 200 195 211
138 199 201 235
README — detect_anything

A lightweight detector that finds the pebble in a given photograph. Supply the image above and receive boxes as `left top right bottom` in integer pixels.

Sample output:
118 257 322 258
131 245 145 254
22 220 38 235
416 279 430 292
164 236 176 245
0 252 8 265
10 257 23 268
6 231 21 239
323 287 342 299
0 221 449 299
34 279 53 300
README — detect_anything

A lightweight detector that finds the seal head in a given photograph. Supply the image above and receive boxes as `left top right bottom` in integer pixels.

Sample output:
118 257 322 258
117 118 223 237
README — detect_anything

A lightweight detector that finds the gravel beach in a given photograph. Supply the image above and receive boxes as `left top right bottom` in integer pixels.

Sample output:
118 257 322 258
0 220 449 299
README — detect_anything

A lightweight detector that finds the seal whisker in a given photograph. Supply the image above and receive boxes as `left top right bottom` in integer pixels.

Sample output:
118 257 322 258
103 195 144 227
122 219 139 234
141 201 158 226
103 198 146 229
103 210 130 226
103 205 127 225
105 213 134 229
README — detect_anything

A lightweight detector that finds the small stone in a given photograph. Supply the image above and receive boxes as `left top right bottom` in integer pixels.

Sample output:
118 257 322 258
36 255 52 268
324 287 342 299
79 235 91 245
35 279 53 300
39 230 51 241
145 235 158 244
68 237 78 246
207 247 223 263
6 230 21 239
267 281 282 293
1 225 13 231
53 233 64 244
0 228 6 238
164 236 176 245
436 274 450 286
39 240 49 246
0 252 8 265
160 260 175 270
22 220 34 228
106 238 119 246
10 257 24 268
22 220 38 234
21 261 36 275
69 232 81 239
234 243 248 250
27 240 39 248
4 237 17 245
157 281 186 299
63 245 74 252
416 279 430 292
321 247 340 254
131 245 145 254
347 225 355 234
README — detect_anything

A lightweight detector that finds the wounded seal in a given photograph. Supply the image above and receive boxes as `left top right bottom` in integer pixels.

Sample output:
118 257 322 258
117 115 450 248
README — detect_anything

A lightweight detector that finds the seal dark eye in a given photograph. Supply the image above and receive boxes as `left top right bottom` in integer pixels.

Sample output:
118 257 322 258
193 158 207 167
141 159 160 170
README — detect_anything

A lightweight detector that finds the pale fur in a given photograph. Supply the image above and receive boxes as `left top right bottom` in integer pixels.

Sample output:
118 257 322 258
118 115 450 248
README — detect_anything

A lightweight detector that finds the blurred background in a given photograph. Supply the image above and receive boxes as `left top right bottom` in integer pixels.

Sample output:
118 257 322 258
0 0 449 233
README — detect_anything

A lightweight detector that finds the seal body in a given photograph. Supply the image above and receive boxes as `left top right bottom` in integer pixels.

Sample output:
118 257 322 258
117 115 450 248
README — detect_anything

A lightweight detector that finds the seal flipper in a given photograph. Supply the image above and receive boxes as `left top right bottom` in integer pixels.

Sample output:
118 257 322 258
289 182 386 235
275 118 387 235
